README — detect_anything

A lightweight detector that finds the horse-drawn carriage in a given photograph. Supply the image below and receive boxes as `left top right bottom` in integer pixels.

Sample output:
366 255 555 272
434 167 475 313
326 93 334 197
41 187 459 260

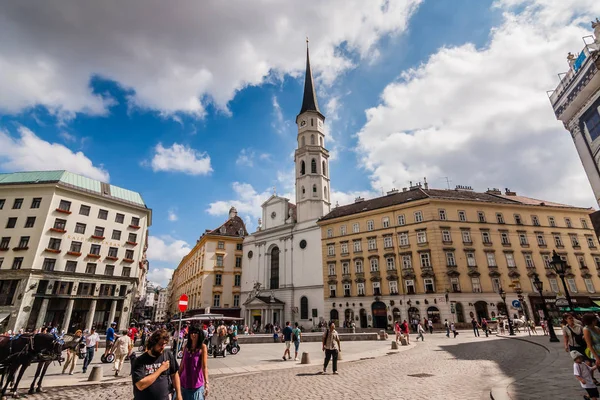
0 333 72 397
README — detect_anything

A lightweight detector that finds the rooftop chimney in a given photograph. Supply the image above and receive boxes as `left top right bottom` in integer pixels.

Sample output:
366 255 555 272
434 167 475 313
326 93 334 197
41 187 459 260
402 187 408 192
455 185 474 191
354 197 365 203
423 177 428 190
386 188 399 195
504 188 517 196
486 188 502 195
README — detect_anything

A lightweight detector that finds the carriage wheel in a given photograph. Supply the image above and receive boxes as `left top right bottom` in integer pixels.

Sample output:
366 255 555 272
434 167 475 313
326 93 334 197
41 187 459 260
230 346 239 355
106 354 115 363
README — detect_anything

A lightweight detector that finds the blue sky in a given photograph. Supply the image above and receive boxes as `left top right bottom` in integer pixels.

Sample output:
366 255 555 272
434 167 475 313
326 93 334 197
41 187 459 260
1 0 599 287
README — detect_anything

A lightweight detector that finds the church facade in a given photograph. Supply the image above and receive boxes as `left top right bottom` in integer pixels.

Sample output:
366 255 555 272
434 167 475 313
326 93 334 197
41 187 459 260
241 46 330 330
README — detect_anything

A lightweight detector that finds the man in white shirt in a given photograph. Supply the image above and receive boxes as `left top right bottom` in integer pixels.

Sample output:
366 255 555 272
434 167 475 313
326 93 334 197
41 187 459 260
82 327 100 374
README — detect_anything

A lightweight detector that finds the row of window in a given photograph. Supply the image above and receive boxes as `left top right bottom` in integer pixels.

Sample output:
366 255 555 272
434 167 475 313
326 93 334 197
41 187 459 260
212 293 240 308
175 243 243 282
37 280 127 297
327 251 599 275
328 275 596 297
300 184 328 200
325 229 597 255
0 256 131 276
56 199 141 225
213 274 241 287
0 236 137 260
0 198 141 227
326 212 591 237
299 158 327 177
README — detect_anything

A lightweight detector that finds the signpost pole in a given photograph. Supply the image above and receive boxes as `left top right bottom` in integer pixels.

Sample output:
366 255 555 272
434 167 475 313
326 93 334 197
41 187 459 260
176 311 182 356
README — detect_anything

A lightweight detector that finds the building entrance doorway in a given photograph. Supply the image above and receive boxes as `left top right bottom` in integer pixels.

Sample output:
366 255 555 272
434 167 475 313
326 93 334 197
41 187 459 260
371 301 387 329
474 301 489 322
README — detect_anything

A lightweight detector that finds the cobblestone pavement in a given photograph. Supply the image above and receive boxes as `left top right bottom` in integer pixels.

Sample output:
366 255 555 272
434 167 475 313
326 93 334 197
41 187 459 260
19 333 550 400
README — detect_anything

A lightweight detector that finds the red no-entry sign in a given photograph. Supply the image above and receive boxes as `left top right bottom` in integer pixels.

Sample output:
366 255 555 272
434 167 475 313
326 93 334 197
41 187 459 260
178 294 188 313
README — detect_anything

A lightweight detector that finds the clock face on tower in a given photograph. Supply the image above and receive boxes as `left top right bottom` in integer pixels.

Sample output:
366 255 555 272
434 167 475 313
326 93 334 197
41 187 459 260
300 120 306 127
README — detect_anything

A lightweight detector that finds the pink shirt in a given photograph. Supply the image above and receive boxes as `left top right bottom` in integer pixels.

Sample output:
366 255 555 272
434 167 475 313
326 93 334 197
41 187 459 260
180 349 204 389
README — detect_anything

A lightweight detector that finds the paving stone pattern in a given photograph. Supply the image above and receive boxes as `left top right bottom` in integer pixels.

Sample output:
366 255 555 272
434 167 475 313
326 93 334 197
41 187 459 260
23 334 546 400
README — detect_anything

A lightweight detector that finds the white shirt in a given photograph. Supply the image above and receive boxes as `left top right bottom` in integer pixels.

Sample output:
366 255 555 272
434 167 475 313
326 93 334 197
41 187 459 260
85 332 100 348
428 320 433 327
574 362 596 389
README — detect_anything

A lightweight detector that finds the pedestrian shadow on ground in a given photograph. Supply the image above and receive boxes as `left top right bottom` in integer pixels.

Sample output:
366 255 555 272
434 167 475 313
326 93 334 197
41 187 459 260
296 372 324 376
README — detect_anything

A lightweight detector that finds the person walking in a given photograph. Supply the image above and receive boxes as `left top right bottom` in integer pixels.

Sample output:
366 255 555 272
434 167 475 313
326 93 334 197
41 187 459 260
540 319 547 336
179 325 209 400
82 327 99 374
572 350 599 400
471 318 480 337
481 318 489 337
62 329 83 375
529 320 538 335
113 330 132 377
351 321 356 334
416 322 425 341
127 323 139 357
394 321 401 342
583 314 600 368
105 322 117 358
564 313 587 356
444 319 450 338
292 322 302 361
428 319 433 334
321 322 341 375
132 329 182 400
282 321 293 361
451 322 458 338
401 320 410 344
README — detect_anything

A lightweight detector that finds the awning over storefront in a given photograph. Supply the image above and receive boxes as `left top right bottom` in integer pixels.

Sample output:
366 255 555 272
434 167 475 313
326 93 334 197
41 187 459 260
592 300 600 308
560 306 600 312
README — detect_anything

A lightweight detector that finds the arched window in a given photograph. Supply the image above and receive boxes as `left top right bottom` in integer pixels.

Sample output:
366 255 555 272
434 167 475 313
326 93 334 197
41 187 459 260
330 309 339 323
312 184 317 197
301 186 306 198
455 302 465 323
300 296 309 319
311 118 314 127
300 161 305 175
311 158 317 173
322 161 326 176
270 247 280 289
427 306 441 323
301 136 305 147
311 134 315 145
324 186 327 199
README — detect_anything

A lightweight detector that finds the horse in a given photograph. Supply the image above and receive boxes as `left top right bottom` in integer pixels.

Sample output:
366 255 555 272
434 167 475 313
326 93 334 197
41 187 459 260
0 333 65 397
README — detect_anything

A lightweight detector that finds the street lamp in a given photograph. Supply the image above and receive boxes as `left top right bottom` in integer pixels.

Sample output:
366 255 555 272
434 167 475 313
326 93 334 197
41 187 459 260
550 250 575 312
498 287 515 336
513 283 531 336
532 273 560 343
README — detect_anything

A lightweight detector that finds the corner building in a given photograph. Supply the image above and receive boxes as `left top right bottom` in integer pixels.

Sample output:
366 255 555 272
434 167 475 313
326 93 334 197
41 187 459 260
241 46 329 329
0 171 151 333
318 186 600 328
549 20 600 206
169 207 246 318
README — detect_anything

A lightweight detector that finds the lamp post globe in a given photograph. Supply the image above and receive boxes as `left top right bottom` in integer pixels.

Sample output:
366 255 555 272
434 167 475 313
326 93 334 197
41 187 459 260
550 250 575 313
498 287 515 336
532 273 559 343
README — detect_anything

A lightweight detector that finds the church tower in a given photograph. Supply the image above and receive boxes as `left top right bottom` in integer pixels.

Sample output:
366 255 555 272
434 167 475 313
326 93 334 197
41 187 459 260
295 42 331 223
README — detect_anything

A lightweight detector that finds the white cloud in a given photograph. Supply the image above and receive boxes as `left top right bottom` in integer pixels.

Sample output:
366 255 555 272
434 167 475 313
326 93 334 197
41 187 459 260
271 96 293 135
356 0 600 208
147 235 191 264
0 1 421 118
59 131 77 143
0 126 109 181
150 143 212 175
206 182 276 220
236 148 256 167
147 267 174 288
168 208 178 222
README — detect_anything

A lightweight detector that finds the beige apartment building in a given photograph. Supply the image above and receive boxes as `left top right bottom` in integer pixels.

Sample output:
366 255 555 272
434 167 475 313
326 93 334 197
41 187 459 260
169 207 246 317
318 185 599 329
0 171 151 333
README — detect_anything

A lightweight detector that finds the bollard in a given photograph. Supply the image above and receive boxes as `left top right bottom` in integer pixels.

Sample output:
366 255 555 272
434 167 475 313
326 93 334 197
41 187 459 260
300 352 310 364
391 340 399 350
88 366 103 382
379 330 386 340
399 336 408 346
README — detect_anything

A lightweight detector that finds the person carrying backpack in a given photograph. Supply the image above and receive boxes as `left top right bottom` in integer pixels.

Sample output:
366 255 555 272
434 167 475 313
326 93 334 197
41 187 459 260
292 322 302 361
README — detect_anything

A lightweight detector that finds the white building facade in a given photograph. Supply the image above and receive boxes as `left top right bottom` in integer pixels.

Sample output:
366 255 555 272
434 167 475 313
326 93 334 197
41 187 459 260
550 20 600 206
241 46 329 330
0 171 151 333
154 288 168 322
